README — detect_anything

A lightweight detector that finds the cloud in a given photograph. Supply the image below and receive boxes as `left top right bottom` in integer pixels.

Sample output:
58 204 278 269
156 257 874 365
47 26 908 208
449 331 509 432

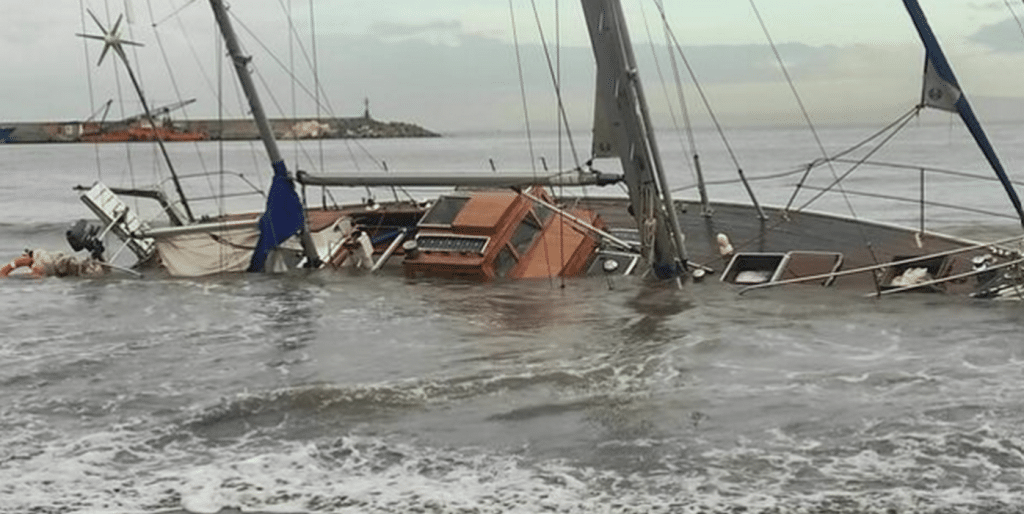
370 20 463 37
967 2 1006 12
367 20 466 46
969 17 1024 52
6 6 1024 132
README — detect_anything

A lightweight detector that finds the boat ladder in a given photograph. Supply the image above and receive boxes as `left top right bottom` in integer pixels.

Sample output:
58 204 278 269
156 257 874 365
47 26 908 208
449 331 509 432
79 182 156 263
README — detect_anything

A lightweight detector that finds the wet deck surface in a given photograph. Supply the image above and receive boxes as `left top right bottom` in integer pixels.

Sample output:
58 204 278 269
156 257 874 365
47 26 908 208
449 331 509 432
317 195 994 295
571 196 984 293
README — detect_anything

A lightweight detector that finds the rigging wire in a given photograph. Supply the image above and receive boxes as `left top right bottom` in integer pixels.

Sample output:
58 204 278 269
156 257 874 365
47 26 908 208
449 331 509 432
221 5 421 210
1005 0 1024 43
743 0 887 275
747 0 859 221
286 0 298 169
651 1 763 218
784 105 919 211
215 13 227 269
217 11 225 217
79 0 103 180
528 0 583 172
227 9 395 184
144 0 217 208
169 0 268 203
556 0 565 288
794 108 920 213
152 0 196 26
509 0 537 175
509 1 556 288
100 0 137 193
308 0 325 174
636 2 700 198
247 5 415 203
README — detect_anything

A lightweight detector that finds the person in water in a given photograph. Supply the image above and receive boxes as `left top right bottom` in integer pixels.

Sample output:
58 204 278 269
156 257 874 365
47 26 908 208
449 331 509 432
0 249 107 278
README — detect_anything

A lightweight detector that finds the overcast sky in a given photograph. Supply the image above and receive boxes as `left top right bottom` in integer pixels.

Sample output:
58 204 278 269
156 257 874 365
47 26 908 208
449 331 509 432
3 0 1024 132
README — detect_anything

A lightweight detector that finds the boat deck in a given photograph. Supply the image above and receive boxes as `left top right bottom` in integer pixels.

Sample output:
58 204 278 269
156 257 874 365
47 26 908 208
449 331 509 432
570 196 993 294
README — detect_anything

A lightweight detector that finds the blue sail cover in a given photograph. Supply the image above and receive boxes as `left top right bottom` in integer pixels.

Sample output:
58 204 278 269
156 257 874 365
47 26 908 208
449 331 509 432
903 0 1024 229
247 160 306 272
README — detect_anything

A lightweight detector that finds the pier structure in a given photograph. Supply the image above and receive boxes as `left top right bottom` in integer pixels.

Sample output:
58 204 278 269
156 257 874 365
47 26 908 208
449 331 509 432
0 116 439 143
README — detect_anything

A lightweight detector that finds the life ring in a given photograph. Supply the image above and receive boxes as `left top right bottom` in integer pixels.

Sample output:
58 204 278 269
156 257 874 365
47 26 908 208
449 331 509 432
0 255 34 278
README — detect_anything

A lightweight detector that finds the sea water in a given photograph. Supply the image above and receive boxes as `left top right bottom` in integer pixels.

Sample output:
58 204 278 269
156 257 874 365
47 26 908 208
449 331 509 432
2 125 1024 513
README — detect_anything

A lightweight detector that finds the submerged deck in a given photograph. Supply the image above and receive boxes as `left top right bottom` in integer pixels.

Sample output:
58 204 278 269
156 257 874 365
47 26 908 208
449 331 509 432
569 196 997 294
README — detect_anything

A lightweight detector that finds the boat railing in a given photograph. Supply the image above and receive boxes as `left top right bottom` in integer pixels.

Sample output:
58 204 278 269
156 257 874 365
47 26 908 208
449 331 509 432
737 233 1024 295
673 158 1024 226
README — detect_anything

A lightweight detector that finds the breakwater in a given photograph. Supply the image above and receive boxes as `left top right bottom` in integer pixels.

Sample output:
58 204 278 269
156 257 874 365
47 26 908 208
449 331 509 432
0 116 439 143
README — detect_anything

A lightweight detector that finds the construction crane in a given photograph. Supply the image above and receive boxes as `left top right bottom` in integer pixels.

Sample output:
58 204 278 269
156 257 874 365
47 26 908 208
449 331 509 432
120 98 196 125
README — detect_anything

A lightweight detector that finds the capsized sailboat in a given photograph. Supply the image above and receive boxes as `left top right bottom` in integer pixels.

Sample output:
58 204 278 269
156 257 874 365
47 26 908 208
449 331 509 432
71 0 1024 299
72 0 614 281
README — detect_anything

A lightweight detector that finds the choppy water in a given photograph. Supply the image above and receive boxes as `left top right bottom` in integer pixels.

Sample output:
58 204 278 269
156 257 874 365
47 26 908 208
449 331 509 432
2 128 1024 513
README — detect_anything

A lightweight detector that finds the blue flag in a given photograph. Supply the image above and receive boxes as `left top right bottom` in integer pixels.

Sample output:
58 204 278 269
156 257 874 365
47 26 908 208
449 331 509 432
247 160 305 272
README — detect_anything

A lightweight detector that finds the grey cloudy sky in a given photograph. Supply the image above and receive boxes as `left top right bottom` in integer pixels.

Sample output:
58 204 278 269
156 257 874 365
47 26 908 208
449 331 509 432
3 0 1024 132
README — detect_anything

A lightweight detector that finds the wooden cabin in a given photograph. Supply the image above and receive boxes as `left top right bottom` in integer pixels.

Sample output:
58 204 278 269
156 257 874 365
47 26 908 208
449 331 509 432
402 187 604 280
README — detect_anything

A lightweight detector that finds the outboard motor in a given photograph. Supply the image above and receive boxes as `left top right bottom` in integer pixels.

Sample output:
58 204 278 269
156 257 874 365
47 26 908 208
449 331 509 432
66 219 106 261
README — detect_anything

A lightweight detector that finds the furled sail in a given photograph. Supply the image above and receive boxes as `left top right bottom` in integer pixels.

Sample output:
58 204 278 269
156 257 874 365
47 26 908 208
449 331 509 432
209 0 322 271
581 0 689 279
591 73 618 158
248 161 306 272
903 0 1024 229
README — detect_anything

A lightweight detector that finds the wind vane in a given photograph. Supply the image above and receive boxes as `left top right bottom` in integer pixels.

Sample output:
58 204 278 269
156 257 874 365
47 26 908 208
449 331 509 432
73 9 196 223
76 10 144 67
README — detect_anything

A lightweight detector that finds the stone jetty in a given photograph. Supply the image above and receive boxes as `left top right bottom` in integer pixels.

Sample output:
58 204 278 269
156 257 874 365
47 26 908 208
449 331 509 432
0 115 440 143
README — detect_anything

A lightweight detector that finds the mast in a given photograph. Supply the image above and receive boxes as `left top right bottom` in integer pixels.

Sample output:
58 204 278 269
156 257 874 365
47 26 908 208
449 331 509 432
902 0 1024 229
77 11 195 224
581 0 689 279
208 0 322 271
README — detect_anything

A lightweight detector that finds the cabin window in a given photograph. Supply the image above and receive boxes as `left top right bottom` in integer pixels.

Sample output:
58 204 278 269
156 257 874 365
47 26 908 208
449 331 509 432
510 214 543 256
419 196 469 226
417 234 489 254
533 205 553 225
495 246 517 277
